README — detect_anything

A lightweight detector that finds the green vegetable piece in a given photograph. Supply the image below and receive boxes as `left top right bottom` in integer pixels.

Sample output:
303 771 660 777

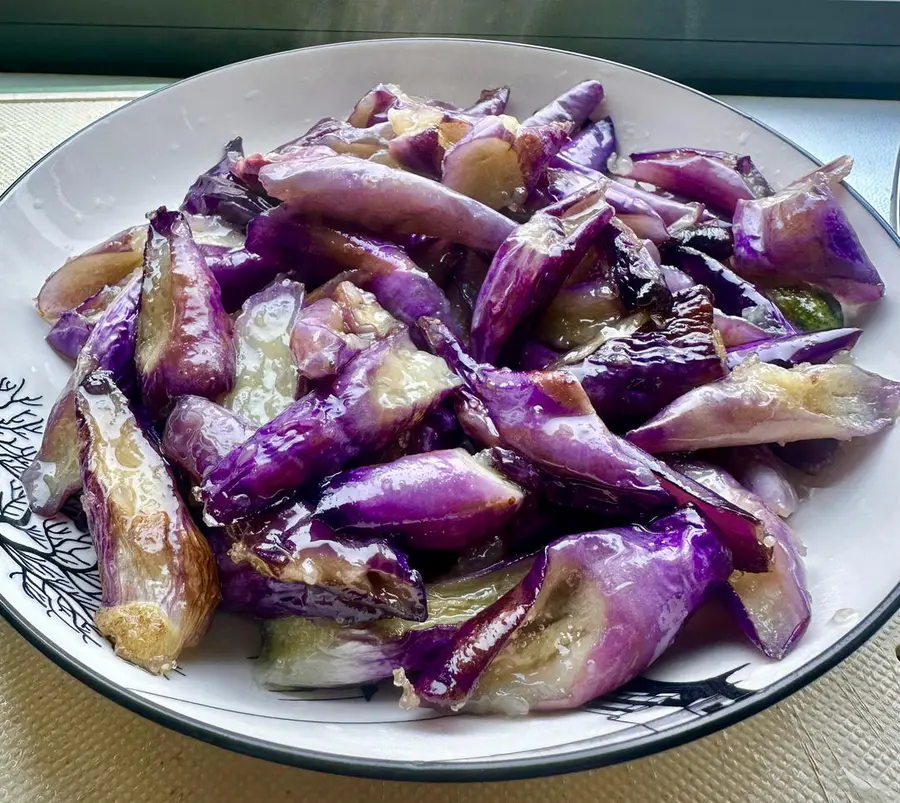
768 287 844 332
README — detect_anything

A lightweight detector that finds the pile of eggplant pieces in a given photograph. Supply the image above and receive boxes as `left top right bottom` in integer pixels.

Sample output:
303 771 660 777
22 79 900 715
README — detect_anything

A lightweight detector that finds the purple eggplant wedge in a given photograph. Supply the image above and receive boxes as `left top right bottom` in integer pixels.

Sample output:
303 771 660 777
628 357 900 452
602 217 672 312
315 448 526 551
75 370 219 674
249 146 516 252
223 506 427 622
711 446 799 518
348 84 405 127
469 197 614 362
674 460 810 659
181 136 276 230
254 560 529 688
389 127 445 178
136 208 236 416
521 80 604 129
202 331 461 524
163 398 426 622
621 148 772 216
441 118 568 210
396 506 732 713
732 157 884 305
22 273 143 515
290 282 402 381
241 209 460 334
282 117 394 159
663 245 791 334
463 87 511 117
567 286 727 431
289 298 368 381
222 279 305 426
672 221 735 260
36 225 147 323
552 117 616 173
713 311 772 347
162 396 254 484
533 168 708 236
45 271 139 360
724 327 862 370
421 317 770 570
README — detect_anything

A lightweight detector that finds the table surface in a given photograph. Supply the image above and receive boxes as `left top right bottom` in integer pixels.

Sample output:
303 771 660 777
0 86 899 803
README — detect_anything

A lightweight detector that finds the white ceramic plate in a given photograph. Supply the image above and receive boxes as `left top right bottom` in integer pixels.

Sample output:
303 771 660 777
1 38 899 782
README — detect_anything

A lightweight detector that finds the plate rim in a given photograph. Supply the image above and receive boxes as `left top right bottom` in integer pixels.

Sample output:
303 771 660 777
1 36 899 783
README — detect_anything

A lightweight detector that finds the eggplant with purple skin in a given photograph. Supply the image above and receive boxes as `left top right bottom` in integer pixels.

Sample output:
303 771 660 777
280 117 395 159
222 279 305 426
551 117 616 173
713 311 772 348
621 148 772 216
671 221 734 261
441 118 569 210
222 505 427 622
181 137 276 230
732 156 885 305
348 84 404 127
463 87 511 117
389 127 444 178
45 270 139 360
346 83 469 129
238 208 460 335
531 168 707 238
675 460 810 659
711 446 799 518
247 146 516 252
663 245 790 334
521 79 604 129
725 327 862 370
315 448 525 551
421 317 770 571
469 195 614 362
602 216 672 311
290 282 402 381
136 208 236 416
628 357 900 452
530 170 685 244
22 273 142 516
162 395 254 484
76 370 219 674
36 225 147 323
396 506 732 713
202 330 461 524
567 285 727 431
163 398 425 621
255 560 529 688
290 298 368 381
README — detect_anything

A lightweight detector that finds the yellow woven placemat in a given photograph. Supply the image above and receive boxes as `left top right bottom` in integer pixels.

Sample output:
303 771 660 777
1 96 899 803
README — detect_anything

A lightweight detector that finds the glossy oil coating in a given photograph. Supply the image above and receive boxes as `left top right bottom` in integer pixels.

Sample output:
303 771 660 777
315 448 525 551
223 279 305 426
75 370 219 674
202 331 461 524
675 459 810 659
254 146 516 252
628 357 900 452
399 506 731 713
22 273 142 515
136 208 235 416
